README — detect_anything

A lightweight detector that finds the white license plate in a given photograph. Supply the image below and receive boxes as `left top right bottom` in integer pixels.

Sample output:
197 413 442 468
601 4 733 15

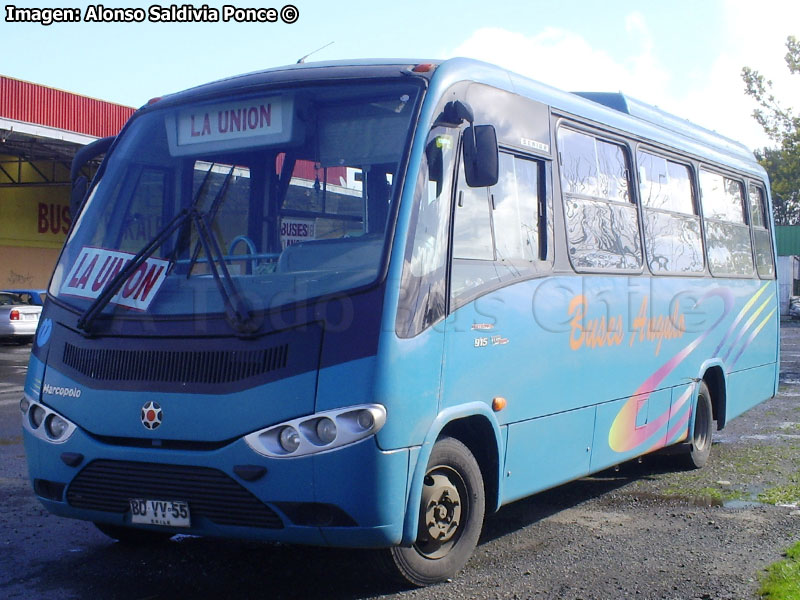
129 499 190 527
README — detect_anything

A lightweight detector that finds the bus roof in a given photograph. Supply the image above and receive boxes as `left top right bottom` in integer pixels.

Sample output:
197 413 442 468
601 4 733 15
145 57 762 178
429 57 762 177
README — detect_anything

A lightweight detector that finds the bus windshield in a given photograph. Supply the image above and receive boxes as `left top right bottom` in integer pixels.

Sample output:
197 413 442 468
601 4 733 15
50 81 421 324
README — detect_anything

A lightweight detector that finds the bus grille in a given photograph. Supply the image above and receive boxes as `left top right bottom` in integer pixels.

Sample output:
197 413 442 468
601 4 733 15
63 343 289 385
66 460 284 529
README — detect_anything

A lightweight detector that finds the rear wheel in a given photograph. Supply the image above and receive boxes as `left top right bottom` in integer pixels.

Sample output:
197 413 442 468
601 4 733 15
681 381 714 469
382 437 485 586
94 522 174 545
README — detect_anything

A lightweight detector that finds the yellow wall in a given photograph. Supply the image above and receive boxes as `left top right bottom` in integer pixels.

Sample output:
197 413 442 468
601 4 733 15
0 245 61 288
0 176 70 288
0 185 71 248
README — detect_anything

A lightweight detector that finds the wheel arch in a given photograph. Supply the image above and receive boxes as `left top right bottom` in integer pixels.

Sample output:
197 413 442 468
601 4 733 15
700 363 727 431
401 403 504 545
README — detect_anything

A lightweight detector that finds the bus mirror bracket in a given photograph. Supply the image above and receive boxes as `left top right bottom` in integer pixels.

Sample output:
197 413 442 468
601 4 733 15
438 100 474 127
70 135 115 220
463 124 499 188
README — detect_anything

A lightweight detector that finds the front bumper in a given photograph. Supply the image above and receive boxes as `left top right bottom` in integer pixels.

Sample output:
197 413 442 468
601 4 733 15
23 422 410 548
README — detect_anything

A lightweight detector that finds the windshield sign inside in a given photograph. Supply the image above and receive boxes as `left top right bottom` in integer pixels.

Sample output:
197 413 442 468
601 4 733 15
60 247 169 311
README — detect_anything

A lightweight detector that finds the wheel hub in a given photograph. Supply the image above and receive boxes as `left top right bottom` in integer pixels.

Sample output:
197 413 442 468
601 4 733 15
422 473 462 543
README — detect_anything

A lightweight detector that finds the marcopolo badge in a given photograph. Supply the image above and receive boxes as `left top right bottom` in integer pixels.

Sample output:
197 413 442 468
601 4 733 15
141 401 163 430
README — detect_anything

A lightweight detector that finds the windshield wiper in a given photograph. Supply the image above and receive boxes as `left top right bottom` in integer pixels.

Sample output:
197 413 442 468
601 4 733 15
189 209 257 334
77 208 191 332
77 207 256 335
185 164 235 277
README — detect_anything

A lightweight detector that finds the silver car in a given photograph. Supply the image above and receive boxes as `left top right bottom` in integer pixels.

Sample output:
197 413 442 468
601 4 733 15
0 291 42 343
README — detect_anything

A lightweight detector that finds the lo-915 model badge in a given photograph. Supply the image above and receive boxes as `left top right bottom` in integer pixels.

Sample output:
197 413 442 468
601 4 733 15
141 401 163 430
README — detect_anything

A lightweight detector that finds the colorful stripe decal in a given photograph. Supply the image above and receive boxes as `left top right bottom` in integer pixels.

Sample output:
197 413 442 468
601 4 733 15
712 283 770 356
730 308 777 369
722 294 774 363
609 283 775 455
608 288 733 453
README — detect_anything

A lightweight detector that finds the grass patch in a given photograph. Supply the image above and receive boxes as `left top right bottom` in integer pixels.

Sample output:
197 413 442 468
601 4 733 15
758 470 800 506
662 485 745 504
759 541 800 599
759 484 800 505
758 485 800 506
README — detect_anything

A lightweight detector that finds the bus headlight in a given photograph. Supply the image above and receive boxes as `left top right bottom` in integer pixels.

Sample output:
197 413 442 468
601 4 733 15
244 404 387 458
315 417 337 444
279 426 301 453
21 399 77 444
30 405 46 429
356 409 375 431
45 414 70 440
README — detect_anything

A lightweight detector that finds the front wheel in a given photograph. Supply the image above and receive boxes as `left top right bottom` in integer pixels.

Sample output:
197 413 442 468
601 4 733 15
382 437 485 586
681 381 714 469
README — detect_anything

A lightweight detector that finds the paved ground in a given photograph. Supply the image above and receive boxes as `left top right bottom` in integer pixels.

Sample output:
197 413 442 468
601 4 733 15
0 326 798 599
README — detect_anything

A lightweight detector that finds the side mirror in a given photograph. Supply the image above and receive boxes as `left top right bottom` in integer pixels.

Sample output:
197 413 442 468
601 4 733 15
70 175 88 223
425 137 444 196
69 135 115 219
463 125 499 188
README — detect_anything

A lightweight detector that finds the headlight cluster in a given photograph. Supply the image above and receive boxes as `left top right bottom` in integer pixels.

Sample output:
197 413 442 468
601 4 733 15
20 396 77 443
244 404 387 458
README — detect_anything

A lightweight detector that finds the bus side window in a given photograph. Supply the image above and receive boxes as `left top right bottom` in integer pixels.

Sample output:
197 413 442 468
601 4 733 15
637 150 704 274
492 154 540 263
450 152 542 307
749 183 775 279
700 170 754 277
396 128 457 338
558 128 641 271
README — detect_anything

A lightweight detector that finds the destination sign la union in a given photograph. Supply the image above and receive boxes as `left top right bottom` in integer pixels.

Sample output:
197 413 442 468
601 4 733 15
177 97 283 146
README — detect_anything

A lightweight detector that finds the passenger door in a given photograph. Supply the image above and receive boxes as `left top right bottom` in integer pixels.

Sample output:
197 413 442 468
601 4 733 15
441 149 593 503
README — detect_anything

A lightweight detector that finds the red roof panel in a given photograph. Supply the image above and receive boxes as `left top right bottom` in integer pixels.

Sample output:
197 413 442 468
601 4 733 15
0 75 135 138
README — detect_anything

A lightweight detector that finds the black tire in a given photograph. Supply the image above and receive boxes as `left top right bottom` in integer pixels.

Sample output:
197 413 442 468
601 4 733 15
681 381 714 469
94 522 174 545
381 437 485 586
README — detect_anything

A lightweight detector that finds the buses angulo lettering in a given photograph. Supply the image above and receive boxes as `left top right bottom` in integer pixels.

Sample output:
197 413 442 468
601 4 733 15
568 295 685 355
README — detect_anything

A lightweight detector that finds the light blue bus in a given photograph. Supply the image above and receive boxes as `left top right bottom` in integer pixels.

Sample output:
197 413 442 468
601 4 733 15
21 58 778 585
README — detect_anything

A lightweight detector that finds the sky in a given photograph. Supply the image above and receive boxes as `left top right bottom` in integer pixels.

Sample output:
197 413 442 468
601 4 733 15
2 0 799 151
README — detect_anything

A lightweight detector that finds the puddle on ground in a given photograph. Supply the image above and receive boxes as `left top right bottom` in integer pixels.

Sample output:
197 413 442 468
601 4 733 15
723 499 764 509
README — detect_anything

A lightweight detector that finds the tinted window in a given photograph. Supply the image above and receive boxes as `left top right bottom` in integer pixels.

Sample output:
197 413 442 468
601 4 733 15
700 170 745 223
51 81 422 321
748 183 766 227
451 152 544 306
700 169 753 276
397 128 457 337
637 151 694 214
559 128 641 271
452 180 493 260
492 153 539 263
749 184 775 279
637 151 703 274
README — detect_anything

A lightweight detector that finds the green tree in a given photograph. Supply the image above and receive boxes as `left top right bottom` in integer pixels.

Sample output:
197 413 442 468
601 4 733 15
742 35 800 224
